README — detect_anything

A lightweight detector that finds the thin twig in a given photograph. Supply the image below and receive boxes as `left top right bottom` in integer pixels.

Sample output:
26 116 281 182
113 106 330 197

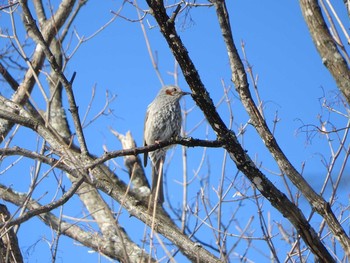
134 0 165 86
89 137 224 169
19 0 89 154
0 176 85 228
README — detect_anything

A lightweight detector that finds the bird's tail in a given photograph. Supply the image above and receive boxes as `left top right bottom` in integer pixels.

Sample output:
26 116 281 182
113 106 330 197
151 157 164 204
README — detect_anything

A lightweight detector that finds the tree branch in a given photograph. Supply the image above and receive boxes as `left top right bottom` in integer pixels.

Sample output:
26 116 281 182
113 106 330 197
90 136 223 169
0 176 84 228
0 205 23 263
299 0 350 104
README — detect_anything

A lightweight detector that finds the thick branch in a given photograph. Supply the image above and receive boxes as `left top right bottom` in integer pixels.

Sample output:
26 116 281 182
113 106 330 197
0 205 23 263
300 0 350 104
0 62 19 90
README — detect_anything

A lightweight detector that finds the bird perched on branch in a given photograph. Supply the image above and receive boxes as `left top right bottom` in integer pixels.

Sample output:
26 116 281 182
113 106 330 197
144 85 190 204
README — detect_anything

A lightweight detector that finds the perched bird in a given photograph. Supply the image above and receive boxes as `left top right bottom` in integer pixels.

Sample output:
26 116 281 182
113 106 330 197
144 85 190 204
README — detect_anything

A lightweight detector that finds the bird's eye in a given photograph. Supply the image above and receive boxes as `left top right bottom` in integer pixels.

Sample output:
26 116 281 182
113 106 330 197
166 87 178 95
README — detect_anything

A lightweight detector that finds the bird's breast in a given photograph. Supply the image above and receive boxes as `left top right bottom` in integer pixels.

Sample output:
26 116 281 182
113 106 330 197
144 102 182 144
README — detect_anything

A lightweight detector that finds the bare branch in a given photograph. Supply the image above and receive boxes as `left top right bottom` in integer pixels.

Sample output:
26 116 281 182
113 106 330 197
300 0 350 104
111 130 150 194
0 204 23 263
89 136 224 169
0 176 84 228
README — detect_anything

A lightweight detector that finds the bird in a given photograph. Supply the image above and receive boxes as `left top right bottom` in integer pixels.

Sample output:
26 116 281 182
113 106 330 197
143 85 190 204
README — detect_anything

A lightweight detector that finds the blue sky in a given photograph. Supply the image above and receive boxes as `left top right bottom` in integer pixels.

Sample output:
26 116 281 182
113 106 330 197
1 0 349 262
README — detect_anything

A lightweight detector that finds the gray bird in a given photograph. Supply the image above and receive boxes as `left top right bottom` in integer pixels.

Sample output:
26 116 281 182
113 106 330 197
144 85 190 204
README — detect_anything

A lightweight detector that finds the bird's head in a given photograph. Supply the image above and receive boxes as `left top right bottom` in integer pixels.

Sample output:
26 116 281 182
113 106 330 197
159 85 191 99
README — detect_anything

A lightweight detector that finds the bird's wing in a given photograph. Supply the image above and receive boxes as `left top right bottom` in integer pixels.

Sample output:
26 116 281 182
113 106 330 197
143 109 149 167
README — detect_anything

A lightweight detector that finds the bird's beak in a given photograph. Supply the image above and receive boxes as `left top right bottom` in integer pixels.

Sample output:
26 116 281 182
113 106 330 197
182 91 191 96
